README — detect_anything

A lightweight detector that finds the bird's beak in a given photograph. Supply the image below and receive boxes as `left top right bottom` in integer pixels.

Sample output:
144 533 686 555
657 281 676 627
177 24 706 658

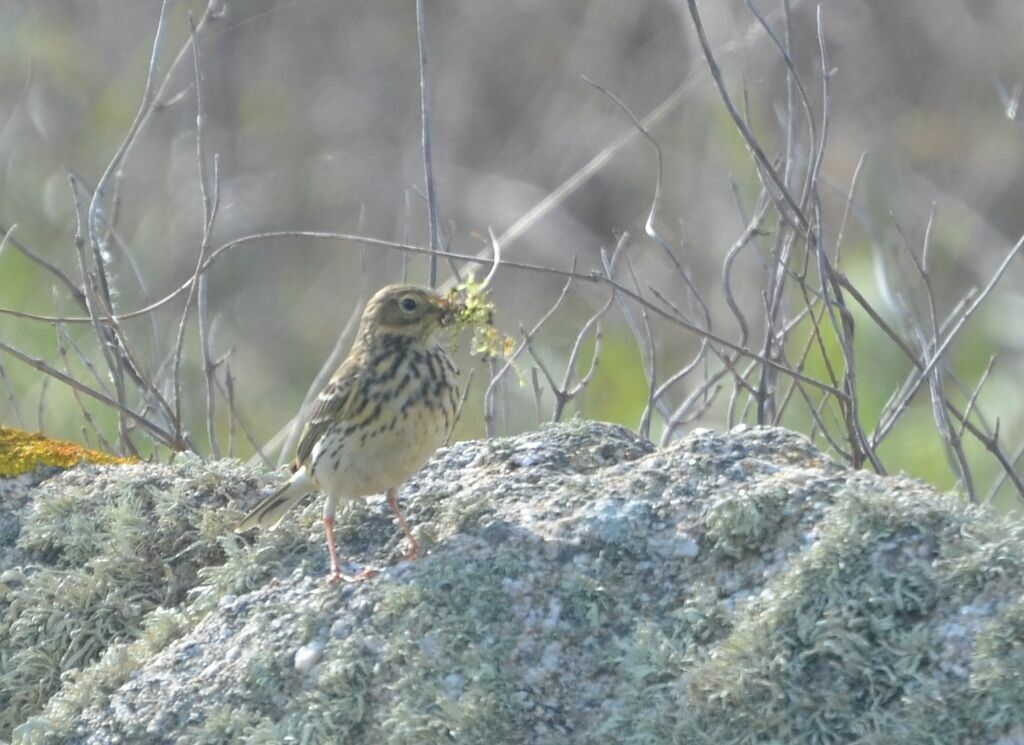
437 296 456 327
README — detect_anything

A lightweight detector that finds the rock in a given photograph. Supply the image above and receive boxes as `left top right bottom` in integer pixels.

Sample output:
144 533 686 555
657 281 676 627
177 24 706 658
0 426 134 571
3 420 1024 744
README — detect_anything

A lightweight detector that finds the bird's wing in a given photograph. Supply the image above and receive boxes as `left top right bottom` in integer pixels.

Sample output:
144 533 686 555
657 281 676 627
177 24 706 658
294 355 363 467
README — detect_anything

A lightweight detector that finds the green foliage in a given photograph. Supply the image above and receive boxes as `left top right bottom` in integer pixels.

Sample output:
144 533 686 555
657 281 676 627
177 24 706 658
447 275 516 360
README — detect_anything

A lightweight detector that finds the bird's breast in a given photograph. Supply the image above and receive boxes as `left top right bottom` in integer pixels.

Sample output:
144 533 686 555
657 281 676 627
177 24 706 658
309 343 458 499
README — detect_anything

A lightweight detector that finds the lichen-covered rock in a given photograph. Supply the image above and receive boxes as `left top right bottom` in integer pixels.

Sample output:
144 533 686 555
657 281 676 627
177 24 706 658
0 455 263 742
0 426 131 478
0 426 133 571
5 421 1024 744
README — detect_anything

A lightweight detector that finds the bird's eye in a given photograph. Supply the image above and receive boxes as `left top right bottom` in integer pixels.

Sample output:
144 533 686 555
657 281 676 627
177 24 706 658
399 296 419 313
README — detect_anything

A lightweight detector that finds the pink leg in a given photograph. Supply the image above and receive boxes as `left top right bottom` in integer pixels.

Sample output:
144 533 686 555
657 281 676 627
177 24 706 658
386 487 420 560
323 515 377 583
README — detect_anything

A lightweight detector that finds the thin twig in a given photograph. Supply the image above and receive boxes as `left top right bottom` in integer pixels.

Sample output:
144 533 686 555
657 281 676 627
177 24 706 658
482 228 502 289
0 357 24 428
70 175 134 452
223 356 237 458
214 365 272 468
415 0 443 287
37 375 49 432
888 232 1024 438
0 339 178 445
0 222 87 308
54 318 114 452
555 290 615 421
530 367 545 424
87 0 173 251
622 253 661 439
189 14 222 458
484 270 576 437
132 228 842 400
686 0 810 237
72 175 179 447
985 434 1023 505
494 2 805 252
170 212 208 447
957 356 997 442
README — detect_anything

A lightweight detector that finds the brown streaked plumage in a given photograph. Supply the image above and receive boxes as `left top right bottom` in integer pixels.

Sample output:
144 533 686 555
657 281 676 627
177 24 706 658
235 284 460 582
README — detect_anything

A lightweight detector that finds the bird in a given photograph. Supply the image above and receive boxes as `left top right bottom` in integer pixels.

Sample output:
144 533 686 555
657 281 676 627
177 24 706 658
234 284 460 582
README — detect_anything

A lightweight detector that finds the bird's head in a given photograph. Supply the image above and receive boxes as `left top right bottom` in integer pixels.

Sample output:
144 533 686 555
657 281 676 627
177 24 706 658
358 284 455 343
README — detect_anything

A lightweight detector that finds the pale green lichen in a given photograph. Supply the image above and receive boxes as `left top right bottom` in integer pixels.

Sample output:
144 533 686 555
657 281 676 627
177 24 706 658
0 425 132 477
5 424 1024 745
704 483 790 558
967 598 1024 734
371 548 530 745
180 704 266 745
606 484 1024 745
1 455 260 741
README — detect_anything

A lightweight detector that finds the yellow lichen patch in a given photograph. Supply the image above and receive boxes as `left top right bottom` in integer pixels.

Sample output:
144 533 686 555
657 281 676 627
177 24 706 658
0 425 133 477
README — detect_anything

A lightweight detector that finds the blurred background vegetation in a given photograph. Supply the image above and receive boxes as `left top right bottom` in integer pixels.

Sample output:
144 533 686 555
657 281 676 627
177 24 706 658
1 0 1022 511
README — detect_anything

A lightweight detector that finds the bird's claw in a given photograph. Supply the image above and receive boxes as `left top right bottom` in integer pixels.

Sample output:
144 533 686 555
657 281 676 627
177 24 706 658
328 566 380 584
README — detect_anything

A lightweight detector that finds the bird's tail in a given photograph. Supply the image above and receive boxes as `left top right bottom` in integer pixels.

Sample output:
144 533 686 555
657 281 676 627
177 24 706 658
234 467 315 532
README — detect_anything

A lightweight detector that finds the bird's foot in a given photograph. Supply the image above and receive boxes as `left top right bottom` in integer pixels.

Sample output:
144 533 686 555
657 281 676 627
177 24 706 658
387 487 421 563
327 565 380 584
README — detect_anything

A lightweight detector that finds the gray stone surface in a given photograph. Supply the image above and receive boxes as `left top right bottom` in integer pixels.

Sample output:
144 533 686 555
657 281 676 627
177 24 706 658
4 421 1024 744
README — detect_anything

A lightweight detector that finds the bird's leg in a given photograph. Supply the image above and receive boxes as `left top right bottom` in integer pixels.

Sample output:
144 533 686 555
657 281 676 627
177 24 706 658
323 514 377 583
386 487 420 560
323 514 345 583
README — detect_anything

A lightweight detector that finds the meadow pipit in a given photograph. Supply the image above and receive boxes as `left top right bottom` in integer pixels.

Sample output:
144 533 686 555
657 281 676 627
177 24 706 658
235 284 460 582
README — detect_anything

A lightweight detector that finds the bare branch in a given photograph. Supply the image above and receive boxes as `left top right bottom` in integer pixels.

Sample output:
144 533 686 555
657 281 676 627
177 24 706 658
888 231 1024 439
833 152 868 267
0 222 87 308
485 270 576 437
214 362 272 469
985 433 1024 505
0 357 23 428
530 367 545 425
482 227 502 289
70 174 133 452
494 3 799 252
416 0 444 288
36 375 49 433
0 339 178 446
620 252 662 440
188 13 222 458
87 0 173 251
223 357 237 458
555 290 615 421
685 0 810 237
957 356 997 442
54 318 114 453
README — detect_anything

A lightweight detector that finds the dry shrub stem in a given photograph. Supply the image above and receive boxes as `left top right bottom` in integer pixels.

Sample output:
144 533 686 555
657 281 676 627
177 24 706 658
416 0 444 289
